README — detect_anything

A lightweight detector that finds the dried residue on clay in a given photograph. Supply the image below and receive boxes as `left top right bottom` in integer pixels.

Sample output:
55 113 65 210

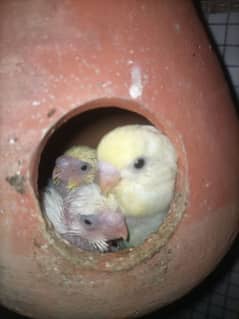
129 64 143 99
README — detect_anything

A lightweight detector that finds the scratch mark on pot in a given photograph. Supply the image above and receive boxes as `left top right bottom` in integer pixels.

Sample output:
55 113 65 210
47 108 56 118
129 65 143 99
6 174 26 194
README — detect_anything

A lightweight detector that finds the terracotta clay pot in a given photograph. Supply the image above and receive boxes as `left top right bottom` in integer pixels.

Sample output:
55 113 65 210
0 1 239 318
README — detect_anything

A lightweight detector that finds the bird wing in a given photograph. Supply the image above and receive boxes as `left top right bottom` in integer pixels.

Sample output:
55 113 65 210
41 182 66 234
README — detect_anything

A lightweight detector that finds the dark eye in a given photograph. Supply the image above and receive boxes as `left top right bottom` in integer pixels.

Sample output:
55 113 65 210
80 214 97 229
80 164 89 171
83 218 92 225
134 158 145 169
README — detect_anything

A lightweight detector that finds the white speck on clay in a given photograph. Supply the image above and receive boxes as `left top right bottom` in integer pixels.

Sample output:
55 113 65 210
129 65 143 99
8 137 17 144
129 49 134 55
32 100 41 107
101 81 112 88
128 60 134 65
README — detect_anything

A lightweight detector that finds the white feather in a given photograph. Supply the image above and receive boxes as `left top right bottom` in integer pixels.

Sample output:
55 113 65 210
42 183 66 234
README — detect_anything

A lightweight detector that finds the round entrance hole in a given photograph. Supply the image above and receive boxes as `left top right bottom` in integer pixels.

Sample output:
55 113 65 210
38 106 150 192
35 103 187 271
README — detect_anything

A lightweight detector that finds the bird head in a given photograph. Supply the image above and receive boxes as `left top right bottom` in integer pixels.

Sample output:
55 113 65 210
97 125 177 217
52 146 97 194
62 185 128 252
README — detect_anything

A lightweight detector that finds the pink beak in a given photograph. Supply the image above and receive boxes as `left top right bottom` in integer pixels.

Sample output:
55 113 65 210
100 210 128 241
97 161 121 194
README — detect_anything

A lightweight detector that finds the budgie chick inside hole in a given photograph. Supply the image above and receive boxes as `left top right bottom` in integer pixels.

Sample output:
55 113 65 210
42 145 128 252
97 125 177 247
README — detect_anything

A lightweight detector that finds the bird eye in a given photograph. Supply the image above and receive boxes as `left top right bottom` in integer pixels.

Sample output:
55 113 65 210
80 164 89 171
80 215 97 230
134 157 145 169
83 218 92 225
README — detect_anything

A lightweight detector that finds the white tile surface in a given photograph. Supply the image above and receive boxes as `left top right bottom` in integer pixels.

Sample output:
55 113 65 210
207 10 239 98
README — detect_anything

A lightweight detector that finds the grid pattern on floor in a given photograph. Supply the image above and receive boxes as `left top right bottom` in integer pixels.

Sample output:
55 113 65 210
145 238 239 319
200 0 239 13
203 5 239 101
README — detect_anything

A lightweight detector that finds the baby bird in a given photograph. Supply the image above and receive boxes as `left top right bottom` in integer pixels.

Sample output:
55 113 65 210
97 125 177 247
42 145 128 252
52 145 97 197
42 183 128 252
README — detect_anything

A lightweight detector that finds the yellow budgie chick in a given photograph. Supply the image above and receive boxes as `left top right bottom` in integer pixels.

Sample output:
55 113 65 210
97 125 177 247
52 145 97 196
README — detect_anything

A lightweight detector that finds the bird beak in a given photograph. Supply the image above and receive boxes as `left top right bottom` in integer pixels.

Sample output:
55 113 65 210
100 211 128 241
97 161 121 194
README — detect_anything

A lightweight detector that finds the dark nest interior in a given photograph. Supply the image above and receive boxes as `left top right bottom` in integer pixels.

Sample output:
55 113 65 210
38 107 150 192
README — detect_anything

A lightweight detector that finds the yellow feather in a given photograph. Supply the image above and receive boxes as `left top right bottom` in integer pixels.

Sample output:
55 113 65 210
97 125 177 217
65 146 97 167
97 124 178 246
